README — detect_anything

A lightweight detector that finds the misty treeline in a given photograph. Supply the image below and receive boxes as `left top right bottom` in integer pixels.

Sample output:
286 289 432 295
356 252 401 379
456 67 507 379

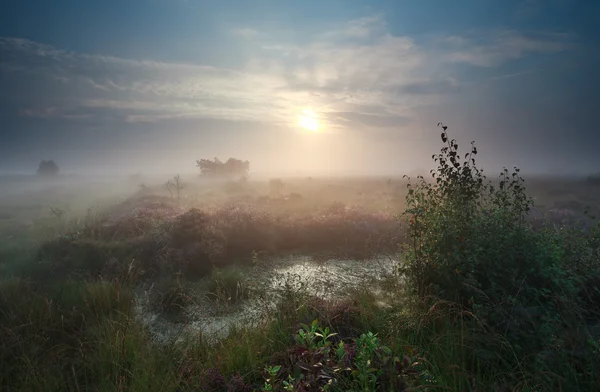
196 157 249 178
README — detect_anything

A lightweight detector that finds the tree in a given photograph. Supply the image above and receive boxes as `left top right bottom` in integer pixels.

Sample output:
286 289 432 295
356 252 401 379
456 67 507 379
37 160 59 176
166 174 185 203
195 157 249 178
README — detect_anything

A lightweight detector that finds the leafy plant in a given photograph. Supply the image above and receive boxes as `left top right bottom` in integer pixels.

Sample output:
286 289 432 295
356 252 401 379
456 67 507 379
265 320 430 391
294 319 338 350
261 365 281 391
401 122 600 389
353 332 387 390
402 122 539 303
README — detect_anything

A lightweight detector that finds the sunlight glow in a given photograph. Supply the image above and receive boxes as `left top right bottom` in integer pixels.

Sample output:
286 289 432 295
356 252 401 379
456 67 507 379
298 109 320 132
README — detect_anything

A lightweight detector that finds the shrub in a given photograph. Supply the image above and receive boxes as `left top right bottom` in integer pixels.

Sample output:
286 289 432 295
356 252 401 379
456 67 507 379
37 160 59 176
36 203 403 282
402 123 546 302
401 123 600 388
168 208 226 278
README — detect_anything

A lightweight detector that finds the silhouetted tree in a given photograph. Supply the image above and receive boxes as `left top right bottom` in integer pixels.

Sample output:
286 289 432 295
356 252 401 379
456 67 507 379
37 160 59 176
196 157 249 178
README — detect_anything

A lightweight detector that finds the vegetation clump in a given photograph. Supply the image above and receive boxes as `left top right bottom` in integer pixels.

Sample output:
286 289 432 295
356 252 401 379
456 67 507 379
37 160 60 176
401 123 600 389
196 157 250 179
147 276 192 315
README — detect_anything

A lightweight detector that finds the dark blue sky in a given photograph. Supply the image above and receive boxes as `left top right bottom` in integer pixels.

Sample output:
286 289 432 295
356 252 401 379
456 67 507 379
1 0 599 175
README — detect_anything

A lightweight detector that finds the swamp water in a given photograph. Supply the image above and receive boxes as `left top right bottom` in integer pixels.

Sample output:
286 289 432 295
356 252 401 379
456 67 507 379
134 255 401 345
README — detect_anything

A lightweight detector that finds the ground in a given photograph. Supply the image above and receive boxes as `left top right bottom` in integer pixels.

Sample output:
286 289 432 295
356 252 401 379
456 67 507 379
1 172 599 391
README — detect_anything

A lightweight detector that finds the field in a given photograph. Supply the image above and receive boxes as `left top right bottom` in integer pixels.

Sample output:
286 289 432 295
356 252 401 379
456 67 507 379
2 140 600 391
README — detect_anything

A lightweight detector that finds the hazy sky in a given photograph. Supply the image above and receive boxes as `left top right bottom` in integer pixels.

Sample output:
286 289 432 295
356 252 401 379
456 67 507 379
1 0 598 176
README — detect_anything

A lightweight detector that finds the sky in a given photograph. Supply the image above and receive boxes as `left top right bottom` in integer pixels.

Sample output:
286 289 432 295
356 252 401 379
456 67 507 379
0 0 599 176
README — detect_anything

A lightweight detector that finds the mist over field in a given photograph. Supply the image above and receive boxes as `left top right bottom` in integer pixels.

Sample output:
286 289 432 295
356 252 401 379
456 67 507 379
1 1 600 391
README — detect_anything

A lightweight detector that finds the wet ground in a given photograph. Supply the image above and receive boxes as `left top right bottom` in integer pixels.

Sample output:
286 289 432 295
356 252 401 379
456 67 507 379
134 255 401 345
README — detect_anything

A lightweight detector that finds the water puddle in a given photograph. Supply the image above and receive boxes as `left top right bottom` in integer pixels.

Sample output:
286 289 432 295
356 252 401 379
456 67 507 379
135 255 400 345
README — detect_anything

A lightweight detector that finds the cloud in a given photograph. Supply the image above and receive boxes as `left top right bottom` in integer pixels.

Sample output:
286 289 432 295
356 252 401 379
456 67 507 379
399 78 460 95
439 30 573 67
0 17 575 132
328 111 412 129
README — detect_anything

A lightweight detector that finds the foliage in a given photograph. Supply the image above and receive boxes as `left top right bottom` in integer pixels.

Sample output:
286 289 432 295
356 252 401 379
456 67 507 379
263 320 430 391
37 160 59 176
196 157 250 179
402 123 600 389
403 122 535 301
36 203 401 282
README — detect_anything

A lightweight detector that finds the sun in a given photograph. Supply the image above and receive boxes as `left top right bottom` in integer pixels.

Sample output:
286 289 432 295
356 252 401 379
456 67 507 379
298 109 320 132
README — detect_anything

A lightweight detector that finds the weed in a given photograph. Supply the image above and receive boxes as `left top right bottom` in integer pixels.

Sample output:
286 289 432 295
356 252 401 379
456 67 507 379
207 267 249 307
148 276 192 315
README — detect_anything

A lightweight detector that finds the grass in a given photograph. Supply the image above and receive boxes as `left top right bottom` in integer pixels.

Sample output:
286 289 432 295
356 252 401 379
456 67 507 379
147 276 193 316
1 137 600 390
207 266 249 306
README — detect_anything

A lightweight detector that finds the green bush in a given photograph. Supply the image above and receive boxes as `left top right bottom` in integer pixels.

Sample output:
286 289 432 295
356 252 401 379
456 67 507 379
401 123 600 389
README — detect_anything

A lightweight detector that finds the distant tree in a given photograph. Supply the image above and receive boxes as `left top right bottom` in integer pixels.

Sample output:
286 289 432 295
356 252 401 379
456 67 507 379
37 160 59 176
166 174 185 203
196 157 250 179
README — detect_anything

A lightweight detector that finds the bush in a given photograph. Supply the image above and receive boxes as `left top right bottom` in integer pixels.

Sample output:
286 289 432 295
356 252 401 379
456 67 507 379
37 160 59 176
35 202 403 282
401 123 600 388
403 123 551 301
